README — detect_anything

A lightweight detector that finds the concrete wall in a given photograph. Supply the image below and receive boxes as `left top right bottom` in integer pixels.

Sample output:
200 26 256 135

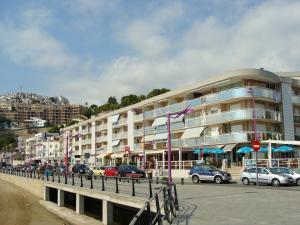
0 173 44 198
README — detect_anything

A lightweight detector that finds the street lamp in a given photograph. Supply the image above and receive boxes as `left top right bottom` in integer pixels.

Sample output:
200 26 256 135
248 87 259 189
166 106 193 185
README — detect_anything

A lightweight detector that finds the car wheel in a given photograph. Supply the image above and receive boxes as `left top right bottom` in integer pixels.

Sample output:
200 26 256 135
272 178 280 187
296 178 300 186
242 178 250 185
192 175 200 184
214 176 222 184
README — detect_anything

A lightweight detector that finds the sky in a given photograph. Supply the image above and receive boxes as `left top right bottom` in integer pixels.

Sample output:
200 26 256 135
0 0 300 105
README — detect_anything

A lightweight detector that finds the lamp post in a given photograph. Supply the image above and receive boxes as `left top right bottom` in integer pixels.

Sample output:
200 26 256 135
248 87 259 189
166 106 193 186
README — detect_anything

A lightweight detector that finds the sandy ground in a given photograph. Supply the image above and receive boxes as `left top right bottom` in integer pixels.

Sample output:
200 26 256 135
0 180 68 225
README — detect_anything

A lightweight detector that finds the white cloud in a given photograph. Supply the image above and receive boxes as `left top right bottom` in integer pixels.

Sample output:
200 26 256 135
65 0 117 15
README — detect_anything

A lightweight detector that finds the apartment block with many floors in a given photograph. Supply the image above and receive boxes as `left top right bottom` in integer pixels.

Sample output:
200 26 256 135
63 69 300 174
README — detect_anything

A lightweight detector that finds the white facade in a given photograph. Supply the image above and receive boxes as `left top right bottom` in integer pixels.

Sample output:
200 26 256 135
62 69 300 168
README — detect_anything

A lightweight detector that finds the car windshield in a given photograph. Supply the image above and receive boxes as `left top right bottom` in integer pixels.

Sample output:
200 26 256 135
208 165 218 171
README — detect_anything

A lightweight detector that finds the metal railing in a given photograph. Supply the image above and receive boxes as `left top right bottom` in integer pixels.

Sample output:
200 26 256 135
129 184 179 225
243 158 300 168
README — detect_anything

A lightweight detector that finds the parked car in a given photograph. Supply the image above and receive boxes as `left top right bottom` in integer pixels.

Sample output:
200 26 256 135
72 164 93 175
104 166 118 177
118 165 146 178
268 167 300 186
240 167 294 187
189 164 231 184
92 166 106 176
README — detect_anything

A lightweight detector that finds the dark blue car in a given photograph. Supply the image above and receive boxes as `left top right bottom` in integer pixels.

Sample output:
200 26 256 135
189 164 231 184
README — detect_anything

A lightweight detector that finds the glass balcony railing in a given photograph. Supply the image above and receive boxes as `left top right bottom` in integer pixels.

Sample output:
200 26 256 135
185 109 281 127
96 124 107 131
145 127 154 135
133 128 144 136
112 118 127 127
292 96 300 105
112 145 125 152
143 86 280 120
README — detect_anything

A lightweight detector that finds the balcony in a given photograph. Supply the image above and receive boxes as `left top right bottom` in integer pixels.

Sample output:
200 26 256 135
96 124 107 131
203 131 282 145
81 128 90 134
112 145 125 152
294 115 300 123
81 139 91 145
112 132 128 140
112 118 127 127
185 109 281 127
134 114 144 122
143 86 280 119
133 143 143 152
145 127 154 135
292 95 300 105
96 136 107 143
133 128 144 137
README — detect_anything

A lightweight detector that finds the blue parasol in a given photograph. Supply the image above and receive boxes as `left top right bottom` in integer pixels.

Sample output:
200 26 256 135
237 146 253 154
274 145 293 152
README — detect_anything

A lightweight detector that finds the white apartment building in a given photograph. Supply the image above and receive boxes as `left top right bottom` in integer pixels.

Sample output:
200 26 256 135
63 69 300 170
24 132 63 163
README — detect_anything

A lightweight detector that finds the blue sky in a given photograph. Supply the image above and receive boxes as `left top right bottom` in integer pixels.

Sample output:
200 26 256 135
0 0 300 104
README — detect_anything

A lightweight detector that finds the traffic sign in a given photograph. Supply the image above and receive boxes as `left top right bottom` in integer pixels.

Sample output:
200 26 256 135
252 140 260 152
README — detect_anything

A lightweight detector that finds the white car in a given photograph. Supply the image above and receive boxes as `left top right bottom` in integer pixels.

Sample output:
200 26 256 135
240 167 294 187
268 167 300 185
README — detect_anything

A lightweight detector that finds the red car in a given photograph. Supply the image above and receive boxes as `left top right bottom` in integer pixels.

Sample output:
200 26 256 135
104 166 118 176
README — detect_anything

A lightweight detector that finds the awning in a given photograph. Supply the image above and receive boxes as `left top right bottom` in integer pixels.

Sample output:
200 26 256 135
110 114 120 123
223 143 237 152
111 152 124 158
152 117 167 127
144 134 155 142
181 127 206 139
112 140 120 146
145 150 165 154
96 153 112 158
154 132 168 140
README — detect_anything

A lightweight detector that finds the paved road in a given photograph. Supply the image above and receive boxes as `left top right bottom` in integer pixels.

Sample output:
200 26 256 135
174 182 300 225
0 180 68 225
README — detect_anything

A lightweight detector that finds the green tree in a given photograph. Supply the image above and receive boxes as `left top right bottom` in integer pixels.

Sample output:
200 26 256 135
107 96 118 105
48 125 63 133
147 88 170 99
120 94 140 107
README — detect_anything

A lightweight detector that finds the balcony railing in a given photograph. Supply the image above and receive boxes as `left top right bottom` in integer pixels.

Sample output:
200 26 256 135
145 127 154 135
292 95 300 105
112 145 125 152
96 124 107 131
81 139 91 145
133 128 144 136
112 132 128 140
133 114 144 122
143 86 280 119
185 109 281 127
294 115 300 123
112 118 127 127
133 143 143 152
96 136 107 143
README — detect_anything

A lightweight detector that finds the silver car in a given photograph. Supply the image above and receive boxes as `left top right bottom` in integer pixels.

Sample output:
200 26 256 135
240 167 294 187
268 167 300 185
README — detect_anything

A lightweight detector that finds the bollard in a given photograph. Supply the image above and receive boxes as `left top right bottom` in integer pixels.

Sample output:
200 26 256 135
156 177 159 184
149 178 153 198
181 177 184 185
90 175 93 189
101 175 105 191
80 175 83 187
58 173 60 183
46 173 49 181
34 171 36 179
131 178 135 197
65 172 67 184
115 177 119 193
42 174 44 180
72 173 75 186
52 174 54 182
